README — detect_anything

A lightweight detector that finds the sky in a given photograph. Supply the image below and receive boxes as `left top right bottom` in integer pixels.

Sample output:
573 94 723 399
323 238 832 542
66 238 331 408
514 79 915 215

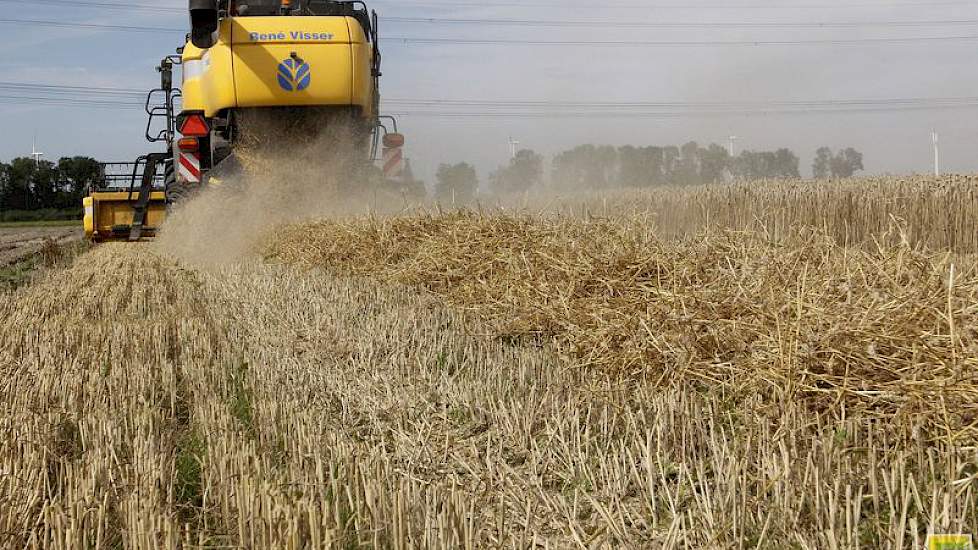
0 0 977 181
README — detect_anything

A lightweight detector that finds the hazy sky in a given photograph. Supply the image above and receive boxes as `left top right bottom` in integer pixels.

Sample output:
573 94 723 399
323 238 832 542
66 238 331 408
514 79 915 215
0 0 976 181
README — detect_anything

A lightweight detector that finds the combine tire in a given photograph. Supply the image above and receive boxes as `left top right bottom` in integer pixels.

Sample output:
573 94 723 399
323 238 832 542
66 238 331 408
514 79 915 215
164 160 199 205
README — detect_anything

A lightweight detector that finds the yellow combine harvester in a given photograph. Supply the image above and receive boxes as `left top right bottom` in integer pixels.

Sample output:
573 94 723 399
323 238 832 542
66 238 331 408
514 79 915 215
85 0 403 242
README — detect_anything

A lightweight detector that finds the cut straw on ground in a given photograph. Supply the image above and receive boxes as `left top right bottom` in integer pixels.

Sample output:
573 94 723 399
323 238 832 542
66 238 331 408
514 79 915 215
3 175 978 548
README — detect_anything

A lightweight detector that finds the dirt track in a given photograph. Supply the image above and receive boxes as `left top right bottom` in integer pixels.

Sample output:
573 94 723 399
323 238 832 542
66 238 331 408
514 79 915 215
0 225 81 266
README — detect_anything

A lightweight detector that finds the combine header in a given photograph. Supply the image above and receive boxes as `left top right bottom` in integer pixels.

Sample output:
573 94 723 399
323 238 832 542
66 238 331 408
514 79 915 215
84 0 404 242
83 160 169 242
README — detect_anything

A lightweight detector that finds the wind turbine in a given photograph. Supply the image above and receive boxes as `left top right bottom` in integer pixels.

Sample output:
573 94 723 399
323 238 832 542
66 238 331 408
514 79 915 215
31 136 44 166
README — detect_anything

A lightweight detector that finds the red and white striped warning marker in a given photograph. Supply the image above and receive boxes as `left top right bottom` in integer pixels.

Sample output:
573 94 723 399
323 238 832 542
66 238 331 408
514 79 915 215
178 152 201 183
383 147 403 179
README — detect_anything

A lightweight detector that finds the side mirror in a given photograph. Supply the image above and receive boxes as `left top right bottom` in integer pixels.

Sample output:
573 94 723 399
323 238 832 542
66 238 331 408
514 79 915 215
189 0 219 49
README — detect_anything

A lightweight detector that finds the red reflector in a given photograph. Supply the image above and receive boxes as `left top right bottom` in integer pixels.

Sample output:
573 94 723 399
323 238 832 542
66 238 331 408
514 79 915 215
383 133 405 148
177 138 199 152
180 115 209 137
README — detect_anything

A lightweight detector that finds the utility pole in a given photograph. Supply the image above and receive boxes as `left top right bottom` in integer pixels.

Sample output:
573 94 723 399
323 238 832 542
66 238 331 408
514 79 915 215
932 131 940 176
508 137 520 160
728 135 738 157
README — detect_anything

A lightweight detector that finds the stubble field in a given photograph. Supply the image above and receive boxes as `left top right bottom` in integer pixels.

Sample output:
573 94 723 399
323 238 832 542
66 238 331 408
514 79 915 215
0 226 80 267
1 175 977 549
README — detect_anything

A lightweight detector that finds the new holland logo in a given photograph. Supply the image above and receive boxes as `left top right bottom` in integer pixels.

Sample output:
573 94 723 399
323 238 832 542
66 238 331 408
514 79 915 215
277 57 311 92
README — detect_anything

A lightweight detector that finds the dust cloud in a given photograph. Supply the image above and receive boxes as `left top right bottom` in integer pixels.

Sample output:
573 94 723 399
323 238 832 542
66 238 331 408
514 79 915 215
156 110 413 266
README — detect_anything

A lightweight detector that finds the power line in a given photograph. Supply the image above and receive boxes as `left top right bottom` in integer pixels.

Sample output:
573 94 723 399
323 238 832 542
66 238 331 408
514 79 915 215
5 19 978 46
0 19 183 34
4 81 978 111
385 35 978 46
3 96 978 118
8 0 976 10
386 105 978 118
0 95 144 108
6 1 978 28
386 16 978 29
0 0 178 13
2 79 977 118
7 101 976 116
384 95 978 116
375 0 978 8
0 81 146 96
4 101 977 116
384 97 978 108
7 1 978 29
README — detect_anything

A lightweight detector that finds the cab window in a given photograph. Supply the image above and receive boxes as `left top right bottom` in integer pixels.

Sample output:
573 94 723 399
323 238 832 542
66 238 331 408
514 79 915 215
232 0 281 16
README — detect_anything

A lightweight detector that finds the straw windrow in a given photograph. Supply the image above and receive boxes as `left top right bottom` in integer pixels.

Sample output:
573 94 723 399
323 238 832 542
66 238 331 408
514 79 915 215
266 210 978 441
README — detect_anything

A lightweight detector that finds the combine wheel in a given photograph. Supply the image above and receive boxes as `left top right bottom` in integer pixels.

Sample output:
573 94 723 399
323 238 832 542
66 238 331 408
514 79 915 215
164 160 200 204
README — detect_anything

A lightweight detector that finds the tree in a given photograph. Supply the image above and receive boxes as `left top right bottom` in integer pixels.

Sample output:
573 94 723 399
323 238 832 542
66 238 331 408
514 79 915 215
675 141 702 186
491 149 543 194
0 161 10 212
56 157 100 208
813 147 832 179
698 143 730 184
5 158 41 210
773 148 801 178
830 148 864 178
618 146 652 188
552 145 618 189
30 160 59 210
0 155 100 215
732 151 761 179
731 148 799 179
435 162 478 204
812 147 864 179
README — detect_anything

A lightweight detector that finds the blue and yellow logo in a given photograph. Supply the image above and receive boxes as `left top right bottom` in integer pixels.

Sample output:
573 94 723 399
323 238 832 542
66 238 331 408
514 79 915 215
277 58 311 92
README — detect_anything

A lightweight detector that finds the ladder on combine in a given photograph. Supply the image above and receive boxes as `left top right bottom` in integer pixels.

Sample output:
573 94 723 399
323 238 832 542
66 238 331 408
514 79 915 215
127 153 170 241
129 57 181 241
84 57 181 242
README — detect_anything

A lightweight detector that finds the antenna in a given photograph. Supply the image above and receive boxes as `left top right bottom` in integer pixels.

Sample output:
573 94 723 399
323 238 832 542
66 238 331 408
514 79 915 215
932 131 940 177
31 135 44 167
508 137 520 160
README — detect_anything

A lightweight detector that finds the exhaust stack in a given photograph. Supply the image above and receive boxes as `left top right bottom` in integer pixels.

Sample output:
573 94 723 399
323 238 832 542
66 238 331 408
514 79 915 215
189 0 219 48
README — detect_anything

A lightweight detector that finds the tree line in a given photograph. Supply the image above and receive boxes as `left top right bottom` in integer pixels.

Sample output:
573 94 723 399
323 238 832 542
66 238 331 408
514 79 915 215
434 143 865 203
0 144 869 215
0 157 101 220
